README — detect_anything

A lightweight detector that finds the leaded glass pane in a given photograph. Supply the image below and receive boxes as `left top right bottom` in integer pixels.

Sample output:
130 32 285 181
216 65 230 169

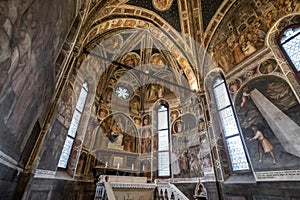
214 77 224 87
281 27 300 43
282 33 300 71
115 86 130 100
58 136 74 168
219 107 239 137
83 82 88 91
158 110 168 130
76 88 88 112
226 136 249 171
158 105 167 112
158 152 170 176
213 83 230 110
158 130 169 151
68 109 81 137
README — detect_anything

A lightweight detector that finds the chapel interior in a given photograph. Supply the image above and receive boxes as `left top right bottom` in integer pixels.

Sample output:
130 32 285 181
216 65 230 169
1 0 300 199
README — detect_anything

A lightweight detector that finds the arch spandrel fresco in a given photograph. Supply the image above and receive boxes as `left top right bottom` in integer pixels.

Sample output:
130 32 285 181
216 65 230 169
83 16 199 90
209 0 300 73
93 113 138 153
152 0 174 11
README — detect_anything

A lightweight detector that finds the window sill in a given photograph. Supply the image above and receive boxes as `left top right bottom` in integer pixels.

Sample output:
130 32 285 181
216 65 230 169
223 173 256 184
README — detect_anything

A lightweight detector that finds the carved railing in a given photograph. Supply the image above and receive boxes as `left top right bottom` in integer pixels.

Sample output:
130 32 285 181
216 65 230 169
155 181 189 200
94 175 155 200
110 182 157 189
94 176 116 200
94 176 191 200
94 182 107 200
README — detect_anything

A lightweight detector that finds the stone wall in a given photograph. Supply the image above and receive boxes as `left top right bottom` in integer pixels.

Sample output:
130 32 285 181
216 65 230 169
0 163 20 199
222 181 300 200
23 178 95 200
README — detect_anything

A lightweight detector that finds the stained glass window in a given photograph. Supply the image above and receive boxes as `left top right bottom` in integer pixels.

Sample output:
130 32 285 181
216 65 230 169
226 136 249 171
115 86 130 100
157 104 171 177
213 79 230 110
280 26 300 72
213 77 249 171
219 107 239 137
158 130 169 151
58 82 88 168
158 152 170 176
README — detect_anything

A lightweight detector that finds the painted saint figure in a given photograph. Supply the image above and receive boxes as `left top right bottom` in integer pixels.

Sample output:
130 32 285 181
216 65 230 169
248 126 276 164
240 87 250 107
107 122 124 150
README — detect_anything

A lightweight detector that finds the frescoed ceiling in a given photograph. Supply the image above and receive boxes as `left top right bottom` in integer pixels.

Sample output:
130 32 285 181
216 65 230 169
126 0 181 32
201 0 224 30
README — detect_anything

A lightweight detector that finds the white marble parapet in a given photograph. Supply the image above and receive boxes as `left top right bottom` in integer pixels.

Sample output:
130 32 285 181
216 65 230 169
110 182 156 189
105 175 148 184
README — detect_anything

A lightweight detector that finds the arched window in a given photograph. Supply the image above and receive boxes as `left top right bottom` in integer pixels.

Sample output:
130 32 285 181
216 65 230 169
157 104 171 177
213 77 249 171
58 82 88 168
279 24 300 80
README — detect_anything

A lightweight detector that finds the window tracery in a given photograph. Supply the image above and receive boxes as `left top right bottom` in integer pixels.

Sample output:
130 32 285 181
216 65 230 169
213 77 249 171
58 82 88 168
279 25 300 75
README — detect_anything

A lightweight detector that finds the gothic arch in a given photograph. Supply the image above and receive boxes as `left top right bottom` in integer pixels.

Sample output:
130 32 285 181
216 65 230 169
267 13 300 101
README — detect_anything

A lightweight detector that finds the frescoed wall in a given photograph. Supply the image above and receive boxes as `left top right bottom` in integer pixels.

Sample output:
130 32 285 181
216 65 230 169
0 0 78 166
171 112 213 181
235 76 300 180
208 0 299 72
93 113 138 153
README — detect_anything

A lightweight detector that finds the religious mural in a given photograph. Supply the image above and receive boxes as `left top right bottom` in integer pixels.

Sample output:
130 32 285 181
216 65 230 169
141 128 152 153
171 114 213 179
76 152 87 175
0 0 77 163
209 0 299 72
122 52 141 67
90 112 142 172
258 59 278 74
235 76 300 180
59 84 74 123
93 113 138 153
129 95 141 115
152 0 174 11
101 34 123 53
150 53 166 70
38 119 67 171
146 84 165 102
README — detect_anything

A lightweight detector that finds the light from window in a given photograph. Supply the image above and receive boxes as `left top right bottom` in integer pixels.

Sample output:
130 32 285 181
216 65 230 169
213 77 249 171
281 27 300 71
226 136 249 171
158 152 170 176
158 130 169 151
58 82 88 168
219 107 239 137
213 81 231 110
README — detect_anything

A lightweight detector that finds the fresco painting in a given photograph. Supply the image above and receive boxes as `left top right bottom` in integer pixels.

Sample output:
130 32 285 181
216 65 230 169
235 76 300 180
209 0 298 72
0 0 77 163
152 0 174 11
